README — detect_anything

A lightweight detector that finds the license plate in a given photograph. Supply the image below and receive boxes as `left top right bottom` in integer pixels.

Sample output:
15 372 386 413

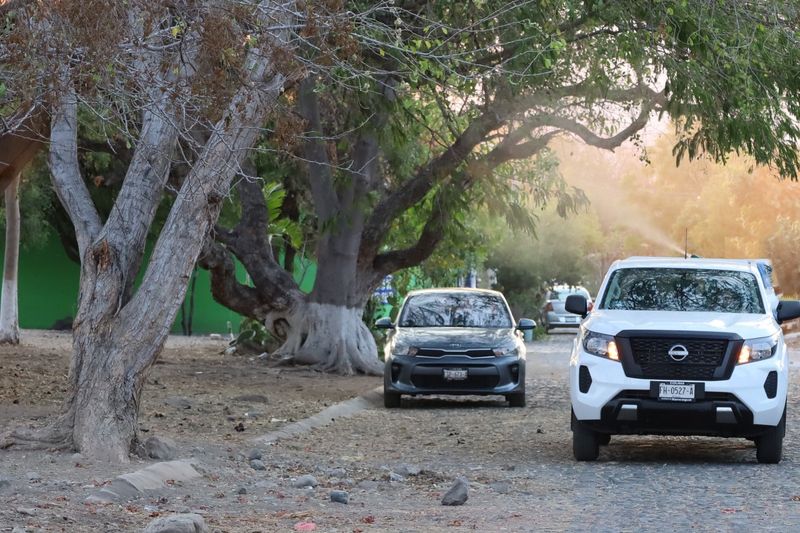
658 382 695 402
443 368 468 381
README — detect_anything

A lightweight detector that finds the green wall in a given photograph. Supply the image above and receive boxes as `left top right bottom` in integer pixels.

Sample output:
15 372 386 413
9 237 317 335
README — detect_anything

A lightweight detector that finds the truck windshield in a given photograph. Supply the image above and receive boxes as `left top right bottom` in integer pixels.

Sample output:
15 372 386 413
600 268 765 314
399 293 513 327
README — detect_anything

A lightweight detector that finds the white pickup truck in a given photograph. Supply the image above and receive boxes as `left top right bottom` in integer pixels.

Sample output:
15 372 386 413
566 257 800 463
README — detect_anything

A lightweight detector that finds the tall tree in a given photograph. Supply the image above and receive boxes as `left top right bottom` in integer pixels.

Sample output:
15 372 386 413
0 0 302 461
0 173 20 344
201 0 800 374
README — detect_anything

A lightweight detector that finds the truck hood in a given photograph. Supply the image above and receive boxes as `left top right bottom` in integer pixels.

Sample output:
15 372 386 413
584 310 778 340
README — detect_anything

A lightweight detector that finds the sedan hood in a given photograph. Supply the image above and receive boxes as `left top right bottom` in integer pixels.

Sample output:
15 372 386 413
584 310 778 339
394 327 515 348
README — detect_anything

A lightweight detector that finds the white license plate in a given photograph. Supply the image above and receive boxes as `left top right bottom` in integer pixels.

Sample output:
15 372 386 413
658 382 695 402
443 368 468 381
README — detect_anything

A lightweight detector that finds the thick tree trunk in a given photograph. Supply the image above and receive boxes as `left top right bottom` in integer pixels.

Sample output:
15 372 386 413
0 173 20 344
270 300 381 375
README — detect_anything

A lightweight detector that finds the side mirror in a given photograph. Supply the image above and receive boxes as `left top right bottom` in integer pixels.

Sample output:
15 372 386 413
517 318 536 330
375 317 394 329
565 294 588 318
776 300 800 324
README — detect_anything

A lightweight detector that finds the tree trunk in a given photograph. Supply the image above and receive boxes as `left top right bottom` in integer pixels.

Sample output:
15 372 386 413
0 173 20 344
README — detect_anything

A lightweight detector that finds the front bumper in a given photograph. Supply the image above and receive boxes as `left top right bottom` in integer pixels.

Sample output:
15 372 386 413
385 354 525 396
569 339 787 432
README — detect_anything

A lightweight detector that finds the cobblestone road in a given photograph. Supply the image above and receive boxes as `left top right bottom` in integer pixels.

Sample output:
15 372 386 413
263 332 800 532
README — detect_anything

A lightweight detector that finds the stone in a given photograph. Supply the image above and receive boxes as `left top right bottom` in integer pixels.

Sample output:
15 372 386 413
247 449 263 461
236 487 247 495
250 459 266 471
441 478 469 506
12 527 28 533
87 460 201 503
388 472 405 482
143 513 207 533
0 476 12 491
165 396 193 409
145 436 178 461
292 475 318 488
394 464 421 477
25 472 41 482
16 507 36 516
328 467 347 478
330 490 349 504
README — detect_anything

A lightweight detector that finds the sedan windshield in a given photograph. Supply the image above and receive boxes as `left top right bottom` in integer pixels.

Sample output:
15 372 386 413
600 268 765 314
399 292 512 327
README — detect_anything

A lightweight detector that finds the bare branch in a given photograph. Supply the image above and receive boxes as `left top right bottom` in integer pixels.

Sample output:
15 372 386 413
48 87 102 262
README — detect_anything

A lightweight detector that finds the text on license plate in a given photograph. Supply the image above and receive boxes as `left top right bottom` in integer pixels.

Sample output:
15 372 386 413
443 368 468 381
658 382 695 402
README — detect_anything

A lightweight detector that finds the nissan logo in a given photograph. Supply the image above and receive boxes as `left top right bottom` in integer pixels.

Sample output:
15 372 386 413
668 344 689 362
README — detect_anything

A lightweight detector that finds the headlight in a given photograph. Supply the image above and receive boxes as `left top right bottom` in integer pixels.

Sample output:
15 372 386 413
492 346 521 357
392 345 418 356
737 334 779 364
582 330 620 361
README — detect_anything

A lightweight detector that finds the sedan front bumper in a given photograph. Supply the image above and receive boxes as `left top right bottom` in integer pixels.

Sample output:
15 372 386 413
385 354 525 396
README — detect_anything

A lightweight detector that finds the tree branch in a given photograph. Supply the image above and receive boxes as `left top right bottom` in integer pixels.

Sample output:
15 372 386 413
48 87 102 263
298 76 339 222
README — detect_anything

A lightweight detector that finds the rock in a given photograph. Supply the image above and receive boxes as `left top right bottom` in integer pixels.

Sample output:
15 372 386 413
25 472 42 482
394 464 421 477
247 449 263 461
236 487 247 495
71 453 84 462
164 396 193 409
292 475 318 488
250 459 266 471
143 513 207 533
441 477 469 506
0 476 12 491
233 394 270 404
145 436 178 461
330 490 349 504
388 472 405 482
12 527 28 533
16 507 36 516
328 467 347 478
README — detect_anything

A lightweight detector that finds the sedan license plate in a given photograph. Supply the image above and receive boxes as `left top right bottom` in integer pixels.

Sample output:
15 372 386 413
658 382 695 402
443 368 468 381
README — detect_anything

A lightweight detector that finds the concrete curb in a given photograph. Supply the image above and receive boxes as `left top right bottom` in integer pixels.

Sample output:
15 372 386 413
250 386 383 446
85 460 201 503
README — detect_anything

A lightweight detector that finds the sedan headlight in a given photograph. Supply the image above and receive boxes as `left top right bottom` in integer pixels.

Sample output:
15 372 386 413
737 334 779 364
492 346 521 357
392 345 418 356
582 330 620 361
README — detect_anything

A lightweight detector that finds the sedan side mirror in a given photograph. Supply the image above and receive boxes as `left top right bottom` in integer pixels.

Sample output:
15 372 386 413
517 318 536 330
777 300 800 324
565 294 588 318
375 317 394 329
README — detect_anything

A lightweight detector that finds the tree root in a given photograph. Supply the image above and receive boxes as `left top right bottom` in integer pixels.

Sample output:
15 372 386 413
1 422 73 451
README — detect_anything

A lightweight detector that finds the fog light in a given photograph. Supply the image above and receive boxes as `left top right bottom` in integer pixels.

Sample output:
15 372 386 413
510 363 520 382
390 363 401 382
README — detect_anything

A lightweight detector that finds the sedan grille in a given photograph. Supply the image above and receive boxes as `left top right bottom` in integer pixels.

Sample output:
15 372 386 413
415 348 495 357
411 374 500 389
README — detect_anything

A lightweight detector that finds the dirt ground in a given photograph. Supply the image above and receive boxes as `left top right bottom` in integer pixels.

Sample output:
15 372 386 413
0 330 379 446
0 330 381 532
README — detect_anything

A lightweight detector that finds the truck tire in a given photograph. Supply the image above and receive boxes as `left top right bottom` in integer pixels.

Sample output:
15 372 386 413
384 391 401 408
756 409 786 464
572 414 600 461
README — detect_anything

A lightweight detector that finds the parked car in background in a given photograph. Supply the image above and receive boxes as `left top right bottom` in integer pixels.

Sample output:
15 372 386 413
541 285 593 332
377 288 535 408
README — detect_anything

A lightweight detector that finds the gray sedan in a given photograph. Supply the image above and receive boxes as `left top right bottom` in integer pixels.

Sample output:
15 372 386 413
377 288 535 408
540 285 592 332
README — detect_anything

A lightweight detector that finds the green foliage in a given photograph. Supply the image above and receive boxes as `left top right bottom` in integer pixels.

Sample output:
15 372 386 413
233 317 280 354
487 206 605 318
0 155 54 250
